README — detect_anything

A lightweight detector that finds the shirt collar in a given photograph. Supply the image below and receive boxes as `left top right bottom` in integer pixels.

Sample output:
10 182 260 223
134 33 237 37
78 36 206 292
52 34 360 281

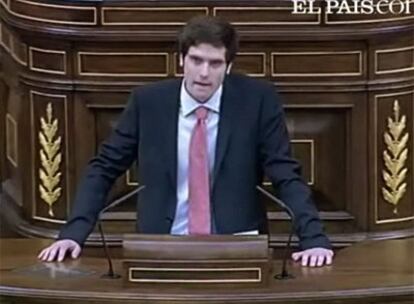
180 80 222 117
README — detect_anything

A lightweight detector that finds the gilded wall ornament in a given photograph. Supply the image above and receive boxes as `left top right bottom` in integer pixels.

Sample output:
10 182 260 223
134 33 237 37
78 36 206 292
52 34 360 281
382 100 409 214
38 103 62 217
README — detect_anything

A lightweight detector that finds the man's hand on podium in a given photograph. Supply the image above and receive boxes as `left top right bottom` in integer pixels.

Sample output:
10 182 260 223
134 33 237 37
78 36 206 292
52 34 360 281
38 239 82 262
291 247 334 267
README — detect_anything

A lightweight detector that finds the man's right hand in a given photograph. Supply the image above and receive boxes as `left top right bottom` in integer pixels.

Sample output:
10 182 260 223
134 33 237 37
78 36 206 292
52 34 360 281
37 239 81 262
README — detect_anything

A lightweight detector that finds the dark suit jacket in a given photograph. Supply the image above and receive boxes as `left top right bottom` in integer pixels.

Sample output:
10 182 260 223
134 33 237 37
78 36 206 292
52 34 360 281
59 74 331 250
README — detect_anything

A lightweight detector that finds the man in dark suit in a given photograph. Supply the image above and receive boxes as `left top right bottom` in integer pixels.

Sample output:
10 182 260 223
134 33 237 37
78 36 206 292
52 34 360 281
39 16 333 267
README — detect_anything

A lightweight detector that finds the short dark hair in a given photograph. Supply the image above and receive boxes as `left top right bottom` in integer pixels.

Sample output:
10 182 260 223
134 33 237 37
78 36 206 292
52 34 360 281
178 16 239 64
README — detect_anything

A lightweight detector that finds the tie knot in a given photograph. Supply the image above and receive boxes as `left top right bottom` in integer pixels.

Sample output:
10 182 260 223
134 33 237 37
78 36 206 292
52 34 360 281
195 107 208 121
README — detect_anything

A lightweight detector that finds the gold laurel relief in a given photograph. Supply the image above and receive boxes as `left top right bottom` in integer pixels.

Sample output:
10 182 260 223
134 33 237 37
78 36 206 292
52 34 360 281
381 100 409 214
38 103 62 217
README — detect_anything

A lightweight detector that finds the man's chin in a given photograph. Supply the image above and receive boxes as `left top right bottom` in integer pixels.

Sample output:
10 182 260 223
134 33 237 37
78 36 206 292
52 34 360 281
186 85 215 102
192 91 213 103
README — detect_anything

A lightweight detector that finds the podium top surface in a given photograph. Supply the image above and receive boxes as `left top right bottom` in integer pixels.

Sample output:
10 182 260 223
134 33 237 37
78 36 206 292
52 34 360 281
0 237 413 304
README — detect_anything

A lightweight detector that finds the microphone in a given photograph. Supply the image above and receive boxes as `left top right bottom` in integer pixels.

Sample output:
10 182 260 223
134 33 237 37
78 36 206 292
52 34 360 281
256 185 295 280
98 184 146 279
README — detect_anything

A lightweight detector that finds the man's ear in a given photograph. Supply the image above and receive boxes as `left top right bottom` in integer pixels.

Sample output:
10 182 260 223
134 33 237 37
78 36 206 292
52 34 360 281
179 55 184 67
226 63 233 74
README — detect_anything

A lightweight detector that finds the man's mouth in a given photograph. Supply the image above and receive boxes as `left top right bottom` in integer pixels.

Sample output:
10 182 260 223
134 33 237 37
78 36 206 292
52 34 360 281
194 81 211 87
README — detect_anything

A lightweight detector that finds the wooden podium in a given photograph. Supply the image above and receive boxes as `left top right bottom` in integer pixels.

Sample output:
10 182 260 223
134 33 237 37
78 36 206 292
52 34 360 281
1 237 413 303
122 234 271 288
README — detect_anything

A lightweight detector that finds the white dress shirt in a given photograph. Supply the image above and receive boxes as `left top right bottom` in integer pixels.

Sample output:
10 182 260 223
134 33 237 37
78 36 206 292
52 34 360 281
170 81 222 234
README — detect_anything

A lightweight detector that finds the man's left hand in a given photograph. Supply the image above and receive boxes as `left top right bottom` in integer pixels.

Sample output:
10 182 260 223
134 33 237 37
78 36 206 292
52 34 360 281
291 247 334 267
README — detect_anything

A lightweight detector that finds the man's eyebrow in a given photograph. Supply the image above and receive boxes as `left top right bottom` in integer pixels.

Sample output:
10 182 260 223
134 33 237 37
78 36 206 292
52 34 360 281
188 54 225 63
188 54 202 60
210 59 225 64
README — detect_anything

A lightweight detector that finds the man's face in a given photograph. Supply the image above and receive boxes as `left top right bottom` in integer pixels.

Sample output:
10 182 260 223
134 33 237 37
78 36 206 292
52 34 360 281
182 43 228 103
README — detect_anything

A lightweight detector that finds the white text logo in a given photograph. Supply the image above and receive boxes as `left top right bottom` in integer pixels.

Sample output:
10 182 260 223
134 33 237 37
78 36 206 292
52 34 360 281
292 0 412 15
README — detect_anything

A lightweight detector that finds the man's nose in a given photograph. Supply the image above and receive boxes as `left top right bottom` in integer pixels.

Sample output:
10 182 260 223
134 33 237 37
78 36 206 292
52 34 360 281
200 62 210 77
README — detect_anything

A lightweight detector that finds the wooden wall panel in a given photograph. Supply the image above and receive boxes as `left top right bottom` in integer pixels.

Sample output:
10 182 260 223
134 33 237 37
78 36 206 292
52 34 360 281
370 34 414 83
213 6 321 25
29 47 66 75
0 22 11 52
102 7 208 25
285 108 348 212
0 0 413 245
5 113 17 168
10 36 27 66
375 47 414 75
233 53 267 77
373 91 414 226
1 68 24 207
77 52 169 77
271 51 363 77
0 0 8 10
290 140 314 186
30 90 69 224
8 0 97 25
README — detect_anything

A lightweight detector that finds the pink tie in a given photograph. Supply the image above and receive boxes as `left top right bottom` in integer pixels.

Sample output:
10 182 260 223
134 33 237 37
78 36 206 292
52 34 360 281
189 107 211 235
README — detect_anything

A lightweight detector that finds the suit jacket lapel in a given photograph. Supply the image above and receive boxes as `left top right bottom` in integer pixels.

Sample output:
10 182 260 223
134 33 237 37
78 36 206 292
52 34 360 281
212 76 239 189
